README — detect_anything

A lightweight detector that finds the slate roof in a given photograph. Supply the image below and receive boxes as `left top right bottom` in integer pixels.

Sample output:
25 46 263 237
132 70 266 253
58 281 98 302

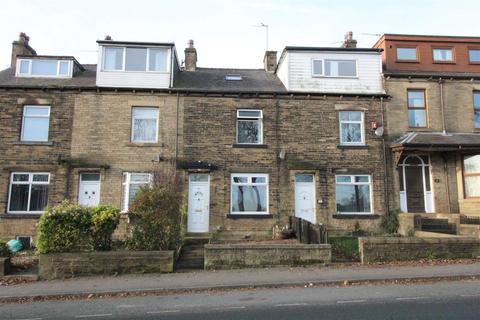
173 68 286 92
0 65 97 89
391 132 480 151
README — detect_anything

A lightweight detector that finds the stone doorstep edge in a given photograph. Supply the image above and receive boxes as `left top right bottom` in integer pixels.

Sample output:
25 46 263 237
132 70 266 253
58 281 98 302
1 273 480 304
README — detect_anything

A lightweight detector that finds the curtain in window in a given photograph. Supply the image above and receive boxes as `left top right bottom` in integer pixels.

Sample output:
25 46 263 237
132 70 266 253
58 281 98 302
149 49 167 71
237 120 259 143
29 185 49 211
133 118 157 142
232 185 267 212
9 184 29 212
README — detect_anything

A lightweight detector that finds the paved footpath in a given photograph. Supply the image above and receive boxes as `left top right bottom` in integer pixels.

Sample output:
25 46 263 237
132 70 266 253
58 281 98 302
1 262 480 300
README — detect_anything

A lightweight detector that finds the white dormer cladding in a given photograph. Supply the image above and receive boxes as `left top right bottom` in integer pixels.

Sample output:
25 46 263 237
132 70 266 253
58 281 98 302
276 48 384 94
96 40 177 88
16 57 76 78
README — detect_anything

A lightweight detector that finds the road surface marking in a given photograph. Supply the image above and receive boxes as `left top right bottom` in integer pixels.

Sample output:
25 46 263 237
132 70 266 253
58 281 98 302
212 306 246 311
336 299 366 304
15 318 42 320
460 294 480 297
75 314 112 318
147 310 181 314
116 304 145 308
275 303 308 307
395 296 427 301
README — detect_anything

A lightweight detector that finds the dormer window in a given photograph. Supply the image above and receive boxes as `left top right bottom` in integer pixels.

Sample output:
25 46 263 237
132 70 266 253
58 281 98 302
102 46 168 72
16 58 73 78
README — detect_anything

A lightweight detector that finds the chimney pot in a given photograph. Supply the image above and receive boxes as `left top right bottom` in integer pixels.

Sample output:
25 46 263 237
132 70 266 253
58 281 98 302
184 39 197 71
104 35 112 40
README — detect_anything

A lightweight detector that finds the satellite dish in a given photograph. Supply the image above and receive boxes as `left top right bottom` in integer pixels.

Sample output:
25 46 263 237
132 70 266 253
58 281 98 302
375 126 384 137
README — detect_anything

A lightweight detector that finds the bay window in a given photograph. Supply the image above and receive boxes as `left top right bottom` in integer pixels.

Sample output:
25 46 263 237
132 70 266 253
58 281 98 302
231 174 268 214
8 173 50 213
336 175 372 214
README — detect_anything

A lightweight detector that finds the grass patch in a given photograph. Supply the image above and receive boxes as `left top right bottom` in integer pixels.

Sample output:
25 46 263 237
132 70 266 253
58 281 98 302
329 236 359 262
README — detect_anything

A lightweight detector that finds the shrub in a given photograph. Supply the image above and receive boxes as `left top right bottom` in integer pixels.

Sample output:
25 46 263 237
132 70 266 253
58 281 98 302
91 205 120 251
36 201 92 254
381 209 401 234
0 240 10 257
125 166 185 251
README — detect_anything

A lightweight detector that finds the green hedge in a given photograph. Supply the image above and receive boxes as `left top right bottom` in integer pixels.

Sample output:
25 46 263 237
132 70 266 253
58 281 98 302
0 240 10 257
36 201 120 254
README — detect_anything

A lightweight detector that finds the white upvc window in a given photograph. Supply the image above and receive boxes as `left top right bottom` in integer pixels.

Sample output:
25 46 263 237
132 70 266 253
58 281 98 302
8 173 50 214
335 175 372 214
312 59 357 77
121 172 152 212
339 111 365 145
131 107 159 143
16 59 72 77
103 46 168 72
433 48 453 62
236 109 263 144
231 173 268 215
21 105 50 142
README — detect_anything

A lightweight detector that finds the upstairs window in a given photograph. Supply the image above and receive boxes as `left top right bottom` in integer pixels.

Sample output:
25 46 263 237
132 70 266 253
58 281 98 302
131 107 159 143
407 90 427 127
21 105 50 142
8 173 50 213
474 92 480 129
396 47 417 61
17 59 72 77
463 155 480 198
231 174 268 215
433 48 453 62
336 175 372 214
469 50 480 63
339 111 364 145
103 47 168 72
237 109 263 144
236 109 263 144
312 59 357 77
121 172 151 212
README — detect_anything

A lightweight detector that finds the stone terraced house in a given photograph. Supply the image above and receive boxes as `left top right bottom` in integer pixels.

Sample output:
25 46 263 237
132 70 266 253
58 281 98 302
374 34 480 236
1 32 478 245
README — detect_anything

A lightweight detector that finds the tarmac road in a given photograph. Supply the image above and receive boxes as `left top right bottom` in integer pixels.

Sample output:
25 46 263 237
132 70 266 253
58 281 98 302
2 279 480 320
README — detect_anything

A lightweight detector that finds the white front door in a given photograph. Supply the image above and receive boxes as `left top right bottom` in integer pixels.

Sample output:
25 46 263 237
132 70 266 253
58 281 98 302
188 174 210 233
78 173 100 207
295 174 316 223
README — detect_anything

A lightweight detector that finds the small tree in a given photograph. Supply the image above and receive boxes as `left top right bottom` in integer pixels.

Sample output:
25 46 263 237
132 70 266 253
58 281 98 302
126 164 185 251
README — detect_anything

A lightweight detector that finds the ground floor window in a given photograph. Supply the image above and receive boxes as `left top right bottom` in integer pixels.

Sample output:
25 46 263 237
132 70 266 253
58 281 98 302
463 154 480 198
335 175 372 214
121 172 151 212
231 173 268 214
8 172 50 213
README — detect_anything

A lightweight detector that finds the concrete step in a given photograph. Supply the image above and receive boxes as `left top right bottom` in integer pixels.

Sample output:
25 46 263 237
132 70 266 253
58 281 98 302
458 224 480 238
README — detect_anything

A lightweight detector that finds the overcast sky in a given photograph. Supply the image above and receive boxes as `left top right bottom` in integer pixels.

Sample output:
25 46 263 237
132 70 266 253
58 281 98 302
1 0 479 69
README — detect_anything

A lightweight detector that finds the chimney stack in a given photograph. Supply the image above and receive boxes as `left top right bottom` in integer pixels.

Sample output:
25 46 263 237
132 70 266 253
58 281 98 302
11 32 36 71
184 39 197 71
263 51 277 73
341 31 357 48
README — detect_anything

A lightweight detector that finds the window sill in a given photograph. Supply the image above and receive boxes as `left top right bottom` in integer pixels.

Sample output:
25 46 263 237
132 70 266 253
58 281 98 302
395 60 420 63
12 141 54 146
0 213 42 219
332 214 380 219
337 144 369 149
126 143 162 147
432 61 456 64
227 214 274 219
232 144 268 149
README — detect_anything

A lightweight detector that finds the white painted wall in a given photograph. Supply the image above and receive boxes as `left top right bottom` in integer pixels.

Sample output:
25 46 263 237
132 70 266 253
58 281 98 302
277 50 384 94
96 45 172 88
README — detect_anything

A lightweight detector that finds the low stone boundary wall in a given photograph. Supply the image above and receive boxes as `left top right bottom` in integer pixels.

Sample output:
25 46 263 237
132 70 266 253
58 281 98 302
39 251 174 280
359 237 480 264
204 243 331 270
